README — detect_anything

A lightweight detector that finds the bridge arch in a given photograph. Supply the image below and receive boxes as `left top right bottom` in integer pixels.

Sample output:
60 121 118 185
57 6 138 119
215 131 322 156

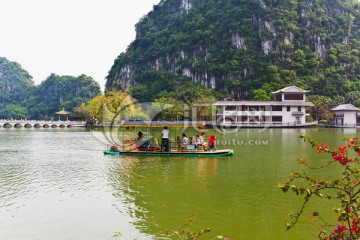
43 124 50 128
14 123 23 128
51 124 58 128
34 124 41 128
3 123 12 128
24 123 32 128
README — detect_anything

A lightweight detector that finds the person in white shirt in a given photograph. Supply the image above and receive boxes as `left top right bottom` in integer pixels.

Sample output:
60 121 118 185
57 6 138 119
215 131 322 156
199 134 204 145
181 133 189 146
161 126 169 151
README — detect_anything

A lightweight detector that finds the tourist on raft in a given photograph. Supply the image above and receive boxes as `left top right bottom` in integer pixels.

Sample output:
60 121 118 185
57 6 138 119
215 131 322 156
136 131 150 151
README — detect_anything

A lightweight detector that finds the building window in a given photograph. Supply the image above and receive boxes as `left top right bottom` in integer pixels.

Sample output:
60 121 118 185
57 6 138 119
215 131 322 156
225 106 236 111
287 106 291 112
249 106 259 111
241 116 247 122
284 94 303 100
272 116 282 122
225 117 236 123
271 106 282 111
242 106 248 111
249 116 260 123
259 106 266 111
298 106 301 111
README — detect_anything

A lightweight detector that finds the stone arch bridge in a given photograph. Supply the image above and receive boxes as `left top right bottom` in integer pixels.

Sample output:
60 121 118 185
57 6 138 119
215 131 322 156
0 120 86 128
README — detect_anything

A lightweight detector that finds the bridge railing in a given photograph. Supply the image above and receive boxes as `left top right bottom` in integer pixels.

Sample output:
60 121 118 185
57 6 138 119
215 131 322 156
0 119 86 124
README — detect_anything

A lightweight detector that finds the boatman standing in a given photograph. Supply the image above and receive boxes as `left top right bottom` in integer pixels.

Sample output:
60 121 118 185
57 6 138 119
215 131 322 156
161 126 169 152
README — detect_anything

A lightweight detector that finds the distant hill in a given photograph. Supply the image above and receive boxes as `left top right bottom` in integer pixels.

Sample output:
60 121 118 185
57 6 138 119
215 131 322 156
106 0 360 102
0 57 34 106
0 57 100 119
26 73 101 120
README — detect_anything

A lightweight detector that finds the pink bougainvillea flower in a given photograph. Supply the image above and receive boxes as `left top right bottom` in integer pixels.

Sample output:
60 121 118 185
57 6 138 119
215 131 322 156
350 137 358 145
338 225 347 231
352 224 357 232
353 179 358 184
333 154 343 160
333 225 347 235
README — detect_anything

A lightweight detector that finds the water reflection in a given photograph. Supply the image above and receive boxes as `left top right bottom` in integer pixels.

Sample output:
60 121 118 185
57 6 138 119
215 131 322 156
195 158 217 186
107 155 221 238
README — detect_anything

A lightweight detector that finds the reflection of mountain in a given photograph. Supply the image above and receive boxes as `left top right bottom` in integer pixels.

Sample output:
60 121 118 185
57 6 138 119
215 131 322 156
107 155 219 238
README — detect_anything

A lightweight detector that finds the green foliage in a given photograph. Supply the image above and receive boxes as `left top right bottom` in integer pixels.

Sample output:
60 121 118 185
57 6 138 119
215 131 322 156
0 104 28 119
112 231 122 239
0 57 34 113
106 0 360 103
0 57 101 120
307 95 334 121
252 89 271 101
77 90 138 124
26 74 100 120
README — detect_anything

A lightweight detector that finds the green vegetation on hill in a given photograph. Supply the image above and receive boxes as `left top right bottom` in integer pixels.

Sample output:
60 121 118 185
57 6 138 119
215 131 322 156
0 57 101 120
106 0 360 116
26 74 101 120
0 57 34 118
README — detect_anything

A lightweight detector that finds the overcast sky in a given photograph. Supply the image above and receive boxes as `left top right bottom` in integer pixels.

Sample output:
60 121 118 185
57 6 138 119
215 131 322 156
0 0 161 90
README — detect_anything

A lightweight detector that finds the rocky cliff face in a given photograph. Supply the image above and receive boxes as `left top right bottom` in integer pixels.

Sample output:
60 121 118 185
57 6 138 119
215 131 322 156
106 0 360 99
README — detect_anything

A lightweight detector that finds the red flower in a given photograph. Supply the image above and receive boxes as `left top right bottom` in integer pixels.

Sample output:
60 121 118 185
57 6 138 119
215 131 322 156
334 225 347 235
352 224 357 232
316 146 322 153
338 146 348 155
316 143 329 153
333 154 343 161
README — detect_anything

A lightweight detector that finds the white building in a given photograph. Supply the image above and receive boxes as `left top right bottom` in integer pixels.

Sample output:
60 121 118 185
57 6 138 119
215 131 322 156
213 86 314 127
331 104 360 127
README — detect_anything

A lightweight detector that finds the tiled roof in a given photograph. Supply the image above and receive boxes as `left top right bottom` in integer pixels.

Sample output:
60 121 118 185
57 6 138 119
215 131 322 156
212 101 314 107
331 104 360 111
270 86 310 94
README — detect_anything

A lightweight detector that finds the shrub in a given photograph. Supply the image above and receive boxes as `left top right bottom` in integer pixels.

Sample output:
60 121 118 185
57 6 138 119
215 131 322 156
278 135 360 239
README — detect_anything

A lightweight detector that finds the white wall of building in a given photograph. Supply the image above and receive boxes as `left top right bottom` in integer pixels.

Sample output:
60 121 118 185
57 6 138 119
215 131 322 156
220 105 306 124
344 111 357 125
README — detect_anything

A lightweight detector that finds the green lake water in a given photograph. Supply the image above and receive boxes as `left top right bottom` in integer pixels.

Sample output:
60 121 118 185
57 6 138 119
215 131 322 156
0 127 358 240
